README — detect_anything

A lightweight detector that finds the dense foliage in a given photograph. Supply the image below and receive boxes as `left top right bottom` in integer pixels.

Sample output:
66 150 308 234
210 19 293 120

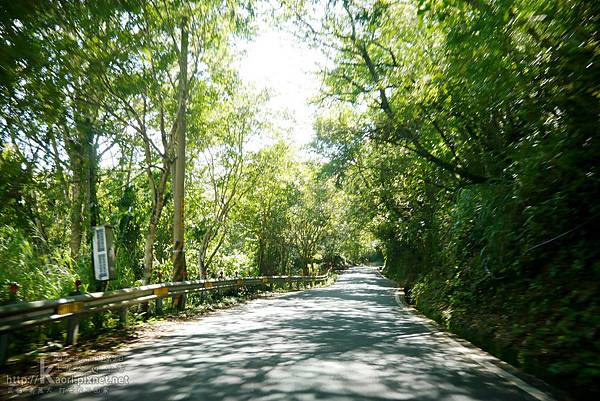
0 0 357 306
291 0 599 397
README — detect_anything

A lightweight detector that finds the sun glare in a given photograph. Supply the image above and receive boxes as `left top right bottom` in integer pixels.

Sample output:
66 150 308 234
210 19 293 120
234 26 324 150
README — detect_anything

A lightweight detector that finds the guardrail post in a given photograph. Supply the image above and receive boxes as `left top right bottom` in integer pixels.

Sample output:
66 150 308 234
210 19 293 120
66 316 80 345
119 307 128 327
0 333 9 365
171 293 187 311
155 298 163 315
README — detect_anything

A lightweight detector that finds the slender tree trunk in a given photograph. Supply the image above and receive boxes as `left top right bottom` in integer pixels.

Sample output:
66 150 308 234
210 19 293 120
143 220 158 284
200 259 207 279
67 121 89 261
257 237 265 275
69 169 84 259
172 17 189 289
85 119 101 291
142 159 169 284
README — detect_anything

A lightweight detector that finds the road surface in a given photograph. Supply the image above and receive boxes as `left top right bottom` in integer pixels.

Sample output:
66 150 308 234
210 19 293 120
32 266 554 401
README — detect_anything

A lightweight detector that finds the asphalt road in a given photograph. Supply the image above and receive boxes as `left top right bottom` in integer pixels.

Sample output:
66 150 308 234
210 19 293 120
32 266 554 401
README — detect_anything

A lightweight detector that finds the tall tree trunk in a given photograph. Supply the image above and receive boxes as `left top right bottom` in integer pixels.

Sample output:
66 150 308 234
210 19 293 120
142 158 169 284
85 118 101 291
200 260 207 279
143 225 157 284
172 17 189 288
69 166 84 259
67 120 88 260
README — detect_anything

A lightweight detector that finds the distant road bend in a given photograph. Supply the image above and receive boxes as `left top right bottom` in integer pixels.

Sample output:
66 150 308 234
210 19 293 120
34 266 556 401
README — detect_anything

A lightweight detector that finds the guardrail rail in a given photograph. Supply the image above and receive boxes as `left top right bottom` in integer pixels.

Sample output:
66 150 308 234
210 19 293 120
0 272 332 364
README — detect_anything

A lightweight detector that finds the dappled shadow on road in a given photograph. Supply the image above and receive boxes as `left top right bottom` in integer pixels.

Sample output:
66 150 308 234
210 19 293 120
34 267 533 401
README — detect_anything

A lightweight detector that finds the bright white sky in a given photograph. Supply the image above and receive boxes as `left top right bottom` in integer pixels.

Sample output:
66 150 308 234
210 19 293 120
234 25 325 149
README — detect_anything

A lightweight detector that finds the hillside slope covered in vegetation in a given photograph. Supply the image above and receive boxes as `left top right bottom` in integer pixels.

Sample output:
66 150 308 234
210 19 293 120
298 0 599 398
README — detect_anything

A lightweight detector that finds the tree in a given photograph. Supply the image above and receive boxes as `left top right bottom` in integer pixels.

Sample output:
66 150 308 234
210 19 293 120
287 166 333 276
172 16 189 283
238 142 297 276
188 84 264 277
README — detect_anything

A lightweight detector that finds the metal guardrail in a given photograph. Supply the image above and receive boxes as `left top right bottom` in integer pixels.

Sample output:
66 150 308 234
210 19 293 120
0 273 332 364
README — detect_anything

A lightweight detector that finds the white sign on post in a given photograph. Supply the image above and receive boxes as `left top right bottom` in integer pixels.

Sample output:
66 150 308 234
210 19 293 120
93 226 110 281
